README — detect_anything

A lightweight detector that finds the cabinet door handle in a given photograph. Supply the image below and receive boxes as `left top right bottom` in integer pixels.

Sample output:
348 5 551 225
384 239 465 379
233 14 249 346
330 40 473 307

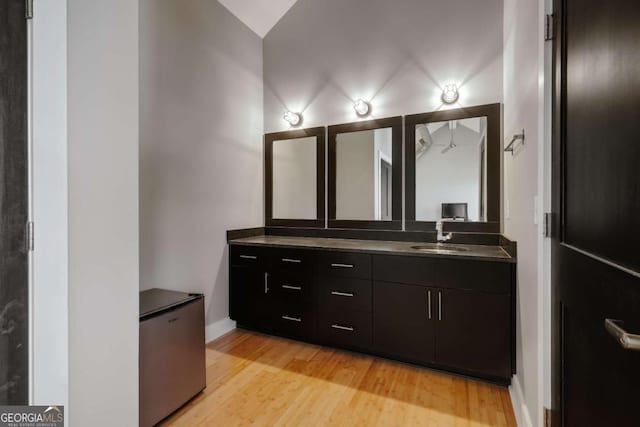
605 319 640 351
264 272 269 294
282 284 302 291
331 324 354 332
331 291 354 297
427 290 432 320
282 258 302 264
239 255 257 260
438 291 442 321
282 315 302 323
331 263 354 268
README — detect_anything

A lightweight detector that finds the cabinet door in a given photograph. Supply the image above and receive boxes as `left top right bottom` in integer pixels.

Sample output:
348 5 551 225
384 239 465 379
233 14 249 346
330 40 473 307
435 288 511 380
230 265 274 330
373 281 435 364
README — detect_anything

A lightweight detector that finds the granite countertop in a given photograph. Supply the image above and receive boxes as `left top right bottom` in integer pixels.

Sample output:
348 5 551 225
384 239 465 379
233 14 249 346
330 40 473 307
228 235 515 263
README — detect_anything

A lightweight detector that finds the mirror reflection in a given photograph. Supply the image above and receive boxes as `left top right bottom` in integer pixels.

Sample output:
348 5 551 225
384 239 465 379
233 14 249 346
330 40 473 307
415 117 487 222
336 128 392 221
272 136 317 220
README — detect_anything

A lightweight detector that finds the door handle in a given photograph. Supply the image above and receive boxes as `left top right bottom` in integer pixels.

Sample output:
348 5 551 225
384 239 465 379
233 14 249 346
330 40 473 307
427 290 432 320
264 272 269 294
605 319 640 351
438 291 442 321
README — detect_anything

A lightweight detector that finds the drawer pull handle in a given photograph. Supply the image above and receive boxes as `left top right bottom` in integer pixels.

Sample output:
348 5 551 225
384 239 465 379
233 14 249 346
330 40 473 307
239 255 257 260
282 315 302 323
282 285 302 291
264 272 269 294
331 291 354 297
331 324 354 332
331 263 354 268
605 319 640 351
282 258 302 264
427 290 432 320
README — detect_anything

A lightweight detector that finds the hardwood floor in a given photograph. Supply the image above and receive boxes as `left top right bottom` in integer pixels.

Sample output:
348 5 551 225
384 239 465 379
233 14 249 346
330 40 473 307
160 329 516 427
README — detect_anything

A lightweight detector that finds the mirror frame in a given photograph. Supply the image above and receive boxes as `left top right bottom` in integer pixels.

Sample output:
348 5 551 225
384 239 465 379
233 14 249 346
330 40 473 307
328 116 403 230
404 103 502 233
265 127 326 228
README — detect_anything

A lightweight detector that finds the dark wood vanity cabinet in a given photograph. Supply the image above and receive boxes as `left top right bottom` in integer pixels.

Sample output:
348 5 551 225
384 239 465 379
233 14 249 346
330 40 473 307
435 288 511 379
229 244 515 384
372 255 514 380
372 281 436 363
230 246 316 340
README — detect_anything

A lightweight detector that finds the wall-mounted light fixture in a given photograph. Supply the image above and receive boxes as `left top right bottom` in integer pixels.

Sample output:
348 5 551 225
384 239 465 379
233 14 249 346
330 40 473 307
283 111 302 127
441 84 459 104
353 99 370 117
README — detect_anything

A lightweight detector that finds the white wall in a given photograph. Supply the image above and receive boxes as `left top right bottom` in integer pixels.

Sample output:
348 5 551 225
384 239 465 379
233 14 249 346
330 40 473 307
67 1 140 425
139 0 264 340
32 0 68 414
272 137 317 219
263 0 504 132
503 0 547 425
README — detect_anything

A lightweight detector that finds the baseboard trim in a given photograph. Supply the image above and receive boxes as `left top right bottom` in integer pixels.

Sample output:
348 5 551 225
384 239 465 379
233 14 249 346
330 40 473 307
205 317 236 343
509 375 533 427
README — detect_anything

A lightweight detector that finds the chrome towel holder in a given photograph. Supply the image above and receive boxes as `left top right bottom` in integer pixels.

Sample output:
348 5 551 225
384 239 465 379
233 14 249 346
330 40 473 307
504 129 525 155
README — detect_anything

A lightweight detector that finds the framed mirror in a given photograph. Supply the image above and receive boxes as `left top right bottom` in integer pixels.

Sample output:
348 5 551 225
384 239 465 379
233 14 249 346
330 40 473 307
265 127 325 227
328 117 403 230
405 103 501 232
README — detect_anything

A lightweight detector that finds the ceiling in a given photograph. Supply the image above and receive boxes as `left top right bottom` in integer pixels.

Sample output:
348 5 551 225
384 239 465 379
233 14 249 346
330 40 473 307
218 0 299 38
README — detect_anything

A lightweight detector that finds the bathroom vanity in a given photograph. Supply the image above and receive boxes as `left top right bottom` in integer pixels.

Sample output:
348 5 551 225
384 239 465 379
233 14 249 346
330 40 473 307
229 102 516 385
228 234 515 384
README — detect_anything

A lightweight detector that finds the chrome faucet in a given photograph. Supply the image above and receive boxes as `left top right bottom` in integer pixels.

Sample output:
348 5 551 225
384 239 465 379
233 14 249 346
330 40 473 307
435 221 453 243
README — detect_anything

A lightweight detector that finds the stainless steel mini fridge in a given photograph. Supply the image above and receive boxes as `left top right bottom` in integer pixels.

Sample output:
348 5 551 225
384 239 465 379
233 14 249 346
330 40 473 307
139 289 206 427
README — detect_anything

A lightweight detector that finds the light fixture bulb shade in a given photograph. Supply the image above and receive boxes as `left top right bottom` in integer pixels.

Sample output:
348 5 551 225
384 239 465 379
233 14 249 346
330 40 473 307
283 111 302 126
441 84 459 104
353 99 370 116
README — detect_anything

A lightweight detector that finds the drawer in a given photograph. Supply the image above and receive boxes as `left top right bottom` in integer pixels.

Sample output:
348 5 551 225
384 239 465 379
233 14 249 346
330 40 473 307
436 259 512 295
373 255 437 286
317 309 371 350
317 277 371 312
230 245 266 268
273 302 315 340
270 273 315 303
317 251 372 279
270 248 315 274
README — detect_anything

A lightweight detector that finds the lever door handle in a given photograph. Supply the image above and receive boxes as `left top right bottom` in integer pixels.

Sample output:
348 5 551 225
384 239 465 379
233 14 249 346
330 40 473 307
605 319 640 351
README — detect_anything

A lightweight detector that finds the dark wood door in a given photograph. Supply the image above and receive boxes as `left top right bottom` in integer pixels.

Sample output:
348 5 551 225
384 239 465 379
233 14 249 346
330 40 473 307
552 0 640 425
229 265 274 330
0 0 29 405
435 288 511 381
372 281 435 364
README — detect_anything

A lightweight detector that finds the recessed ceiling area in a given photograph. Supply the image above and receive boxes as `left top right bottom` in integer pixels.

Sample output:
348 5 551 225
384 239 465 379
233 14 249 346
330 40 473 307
217 0 299 38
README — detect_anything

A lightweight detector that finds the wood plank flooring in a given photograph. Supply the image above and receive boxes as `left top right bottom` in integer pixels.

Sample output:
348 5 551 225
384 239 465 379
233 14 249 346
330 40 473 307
160 329 516 427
